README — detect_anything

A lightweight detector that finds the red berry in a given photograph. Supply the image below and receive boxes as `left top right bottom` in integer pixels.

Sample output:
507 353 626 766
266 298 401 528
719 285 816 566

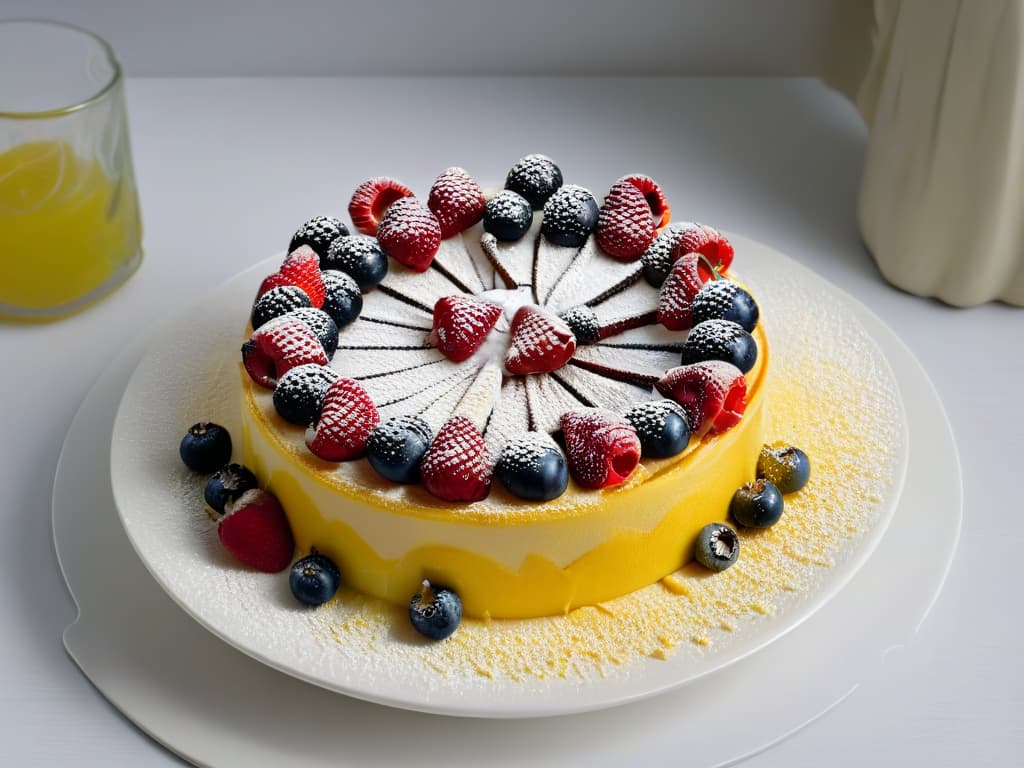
657 253 704 331
257 246 325 308
697 224 735 277
420 415 492 502
377 197 442 272
621 174 671 229
427 295 502 363
595 178 657 262
348 176 414 236
504 305 577 375
560 408 641 489
669 224 734 280
305 377 379 461
241 316 329 389
217 489 295 573
427 167 486 239
655 360 747 434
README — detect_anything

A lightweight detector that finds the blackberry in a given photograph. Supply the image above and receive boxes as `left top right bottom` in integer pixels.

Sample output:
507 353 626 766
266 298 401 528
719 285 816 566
541 184 598 248
505 154 563 209
559 305 600 345
680 319 757 373
250 285 312 329
323 235 388 290
272 364 339 426
495 434 569 501
320 270 363 329
288 215 349 258
624 400 691 458
483 189 533 242
691 280 760 332
281 307 339 358
641 223 689 287
365 415 433 484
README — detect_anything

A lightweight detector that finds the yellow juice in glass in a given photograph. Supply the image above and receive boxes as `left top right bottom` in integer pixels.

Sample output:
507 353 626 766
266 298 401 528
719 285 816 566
0 139 141 319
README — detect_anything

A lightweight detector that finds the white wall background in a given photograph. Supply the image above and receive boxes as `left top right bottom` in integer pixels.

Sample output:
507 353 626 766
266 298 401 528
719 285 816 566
1 0 843 77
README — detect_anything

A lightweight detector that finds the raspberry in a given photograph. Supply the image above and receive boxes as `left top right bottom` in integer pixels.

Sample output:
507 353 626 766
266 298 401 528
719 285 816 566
427 167 486 238
376 197 442 272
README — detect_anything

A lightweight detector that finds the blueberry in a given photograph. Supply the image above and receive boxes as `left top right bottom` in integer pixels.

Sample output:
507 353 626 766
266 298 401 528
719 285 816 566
323 235 388 291
624 400 691 458
757 444 811 494
272 364 339 426
495 434 569 501
680 319 758 373
179 422 232 473
505 154 563 209
483 189 533 242
290 553 341 606
541 184 599 248
729 479 784 528
204 463 259 514
559 305 600 345
280 307 339 358
251 285 312 329
365 415 432 484
695 523 740 572
288 215 349 258
691 280 760 332
409 580 462 640
320 270 363 329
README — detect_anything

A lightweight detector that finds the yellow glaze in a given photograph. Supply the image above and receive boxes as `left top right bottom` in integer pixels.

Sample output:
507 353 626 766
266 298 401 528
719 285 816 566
241 326 768 619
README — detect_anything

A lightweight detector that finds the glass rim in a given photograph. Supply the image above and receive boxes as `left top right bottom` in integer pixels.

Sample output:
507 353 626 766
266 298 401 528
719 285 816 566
0 18 122 120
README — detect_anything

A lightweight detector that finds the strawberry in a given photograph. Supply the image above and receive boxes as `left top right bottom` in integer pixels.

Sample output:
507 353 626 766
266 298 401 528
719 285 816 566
348 176 414 236
657 253 704 331
655 360 747 434
595 178 657 262
427 295 503 363
257 246 326 308
241 315 329 389
504 305 577 375
560 408 641 489
621 174 671 229
420 415 492 502
305 377 379 461
669 223 735 280
427 167 486 238
217 489 295 573
376 196 443 272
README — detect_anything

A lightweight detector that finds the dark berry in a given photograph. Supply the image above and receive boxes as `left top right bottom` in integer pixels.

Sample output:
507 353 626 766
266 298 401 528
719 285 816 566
495 434 569 501
680 319 757 373
204 463 259 514
323 235 388 291
641 223 689 287
409 580 462 640
624 400 691 458
290 553 341 606
757 444 811 494
541 185 599 248
179 422 232 473
559 305 600 345
691 280 760 332
729 479 784 528
272 364 339 426
278 307 338 358
505 154 563 209
483 189 533 241
251 285 312 329
320 270 363 329
695 523 740 572
365 415 432 484
288 215 349 258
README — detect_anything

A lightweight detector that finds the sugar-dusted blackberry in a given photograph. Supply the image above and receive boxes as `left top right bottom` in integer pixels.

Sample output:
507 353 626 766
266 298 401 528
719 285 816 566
320 270 363 329
540 184 599 248
280 307 339 358
624 400 691 458
272 363 339 426
250 285 312 329
505 154 563 209
691 279 760 332
495 433 569 501
288 215 349 258
483 189 533 242
365 415 433 484
323 234 388 291
641 222 689 287
680 319 757 374
559 305 600 345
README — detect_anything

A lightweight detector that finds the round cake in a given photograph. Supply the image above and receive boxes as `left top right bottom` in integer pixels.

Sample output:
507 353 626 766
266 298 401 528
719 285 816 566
238 156 769 619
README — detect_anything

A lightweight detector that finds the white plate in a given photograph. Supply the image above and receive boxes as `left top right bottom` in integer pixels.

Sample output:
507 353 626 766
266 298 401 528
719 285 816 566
108 236 909 717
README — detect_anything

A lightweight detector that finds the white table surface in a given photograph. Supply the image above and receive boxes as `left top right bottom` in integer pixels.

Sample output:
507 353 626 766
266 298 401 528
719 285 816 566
2 77 1020 766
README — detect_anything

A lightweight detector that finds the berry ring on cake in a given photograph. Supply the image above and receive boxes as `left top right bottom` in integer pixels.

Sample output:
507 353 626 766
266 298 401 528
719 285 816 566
238 155 771 620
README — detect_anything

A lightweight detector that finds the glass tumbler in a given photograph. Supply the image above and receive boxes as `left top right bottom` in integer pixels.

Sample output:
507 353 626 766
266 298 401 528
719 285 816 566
0 20 142 321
